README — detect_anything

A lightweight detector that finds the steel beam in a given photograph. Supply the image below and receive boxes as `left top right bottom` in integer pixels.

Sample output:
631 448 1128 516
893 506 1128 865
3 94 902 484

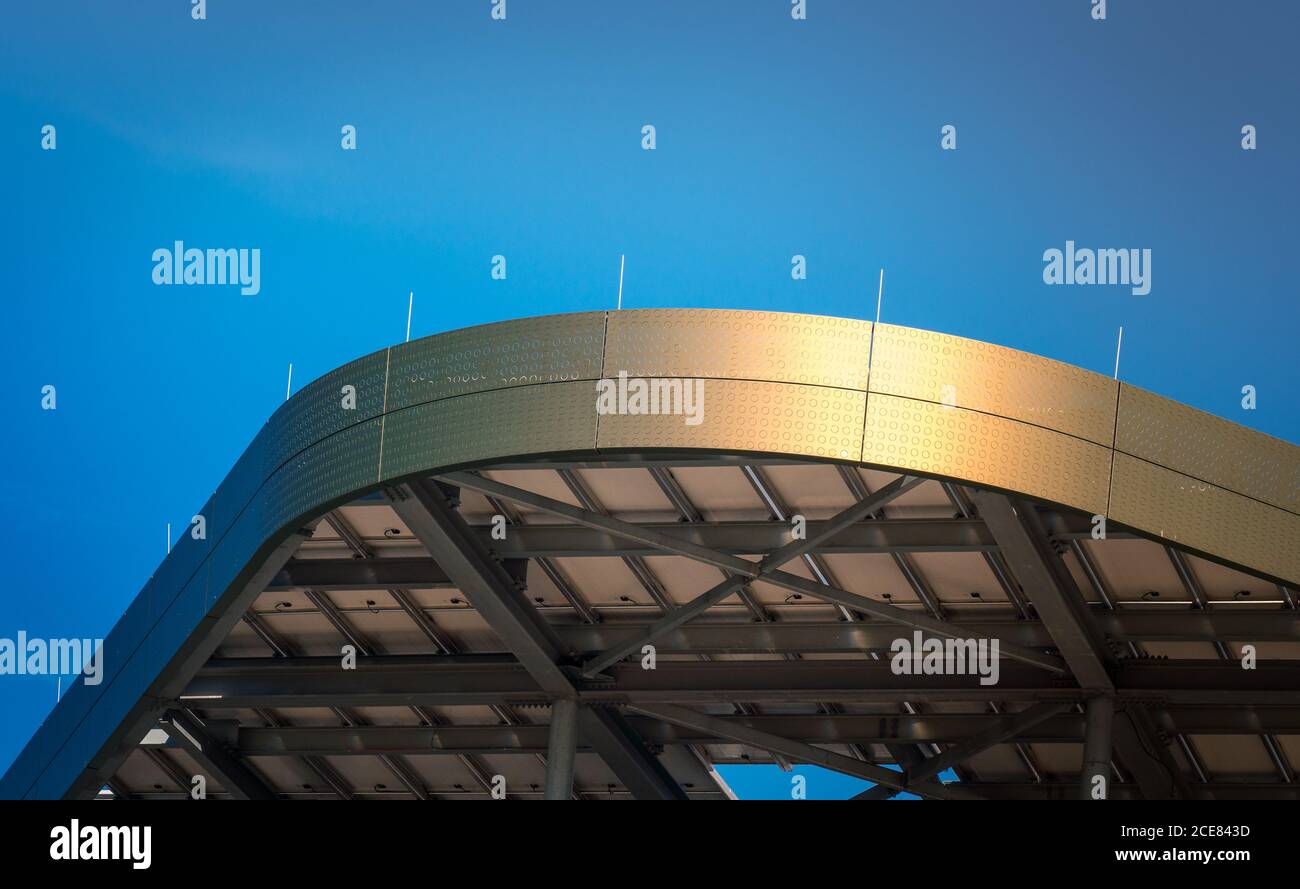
265 581 1300 646
580 474 923 677
144 748 199 799
756 474 924 572
854 703 1068 800
489 517 1004 558
182 655 1300 707
905 701 1070 788
320 509 514 797
544 699 579 800
1167 547 1290 784
489 495 600 624
58 526 316 800
968 491 1114 690
387 480 687 800
580 577 746 677
442 471 1064 673
578 706 690 800
270 556 451 590
389 481 573 696
909 782 1300 801
1113 703 1191 799
547 612 1300 653
226 713 1097 756
164 710 277 800
629 704 976 800
967 491 1196 798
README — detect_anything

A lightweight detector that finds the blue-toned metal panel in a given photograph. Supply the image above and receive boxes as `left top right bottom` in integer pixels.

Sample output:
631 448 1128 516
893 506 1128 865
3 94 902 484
385 312 606 412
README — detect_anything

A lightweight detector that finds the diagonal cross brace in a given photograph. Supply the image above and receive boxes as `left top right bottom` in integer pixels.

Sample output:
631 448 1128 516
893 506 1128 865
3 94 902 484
165 709 278 800
969 491 1114 690
442 471 1065 674
629 703 981 800
389 479 691 799
582 474 925 677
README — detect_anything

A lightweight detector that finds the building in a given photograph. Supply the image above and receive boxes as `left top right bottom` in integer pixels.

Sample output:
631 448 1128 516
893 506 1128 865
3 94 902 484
4 309 1297 800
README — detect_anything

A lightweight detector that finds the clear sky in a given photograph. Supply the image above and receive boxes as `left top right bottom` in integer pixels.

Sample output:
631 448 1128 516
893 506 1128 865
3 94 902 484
2 1 1296 796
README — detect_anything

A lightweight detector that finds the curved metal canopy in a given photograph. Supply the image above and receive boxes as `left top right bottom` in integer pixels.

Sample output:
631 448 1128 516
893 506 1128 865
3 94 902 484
5 310 1297 800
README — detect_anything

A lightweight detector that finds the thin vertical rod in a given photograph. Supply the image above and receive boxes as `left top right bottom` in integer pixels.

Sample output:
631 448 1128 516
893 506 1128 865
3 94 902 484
617 255 625 310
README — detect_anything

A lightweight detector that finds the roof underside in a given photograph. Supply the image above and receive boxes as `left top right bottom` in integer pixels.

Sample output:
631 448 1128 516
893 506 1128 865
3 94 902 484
110 457 1300 800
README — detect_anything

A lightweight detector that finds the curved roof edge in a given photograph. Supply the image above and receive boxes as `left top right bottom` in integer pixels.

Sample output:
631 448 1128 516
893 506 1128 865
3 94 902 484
5 309 1297 799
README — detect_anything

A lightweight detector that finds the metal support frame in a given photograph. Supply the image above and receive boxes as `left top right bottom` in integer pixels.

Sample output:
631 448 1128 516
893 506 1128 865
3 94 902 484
253 706 355 799
388 479 691 800
321 510 519 797
969 491 1114 690
485 494 600 624
59 525 316 800
441 471 1064 673
236 574 438 799
580 473 924 677
181 654 1300 706
285 514 1114 564
854 702 1066 800
144 748 199 799
1167 546 1294 785
75 459 1295 801
1080 696 1115 800
578 705 690 800
967 490 1191 799
223 713 1105 756
906 701 1069 789
878 782 1300 801
165 709 278 800
832 466 959 791
544 699 579 800
629 704 977 800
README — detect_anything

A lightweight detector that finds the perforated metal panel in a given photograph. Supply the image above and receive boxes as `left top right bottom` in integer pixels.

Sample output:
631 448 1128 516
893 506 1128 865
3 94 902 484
264 349 391 471
385 312 607 412
603 309 872 390
1117 384 1300 516
1109 452 1300 584
869 324 1118 446
862 393 1112 516
380 382 599 482
597 379 865 462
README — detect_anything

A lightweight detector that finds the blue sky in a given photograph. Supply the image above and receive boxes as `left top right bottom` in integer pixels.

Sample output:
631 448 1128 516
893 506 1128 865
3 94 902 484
1 1 1296 796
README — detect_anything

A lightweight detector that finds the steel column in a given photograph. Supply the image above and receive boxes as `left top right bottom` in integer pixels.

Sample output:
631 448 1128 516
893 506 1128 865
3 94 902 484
1080 696 1114 800
544 700 580 800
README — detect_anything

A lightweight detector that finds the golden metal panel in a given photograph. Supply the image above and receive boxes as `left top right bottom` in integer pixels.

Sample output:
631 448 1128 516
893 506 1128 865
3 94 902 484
385 312 607 413
603 309 872 390
1116 384 1299 516
18 307 1300 802
597 379 865 462
379 381 598 482
1109 453 1300 585
869 324 1118 446
862 393 1111 516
